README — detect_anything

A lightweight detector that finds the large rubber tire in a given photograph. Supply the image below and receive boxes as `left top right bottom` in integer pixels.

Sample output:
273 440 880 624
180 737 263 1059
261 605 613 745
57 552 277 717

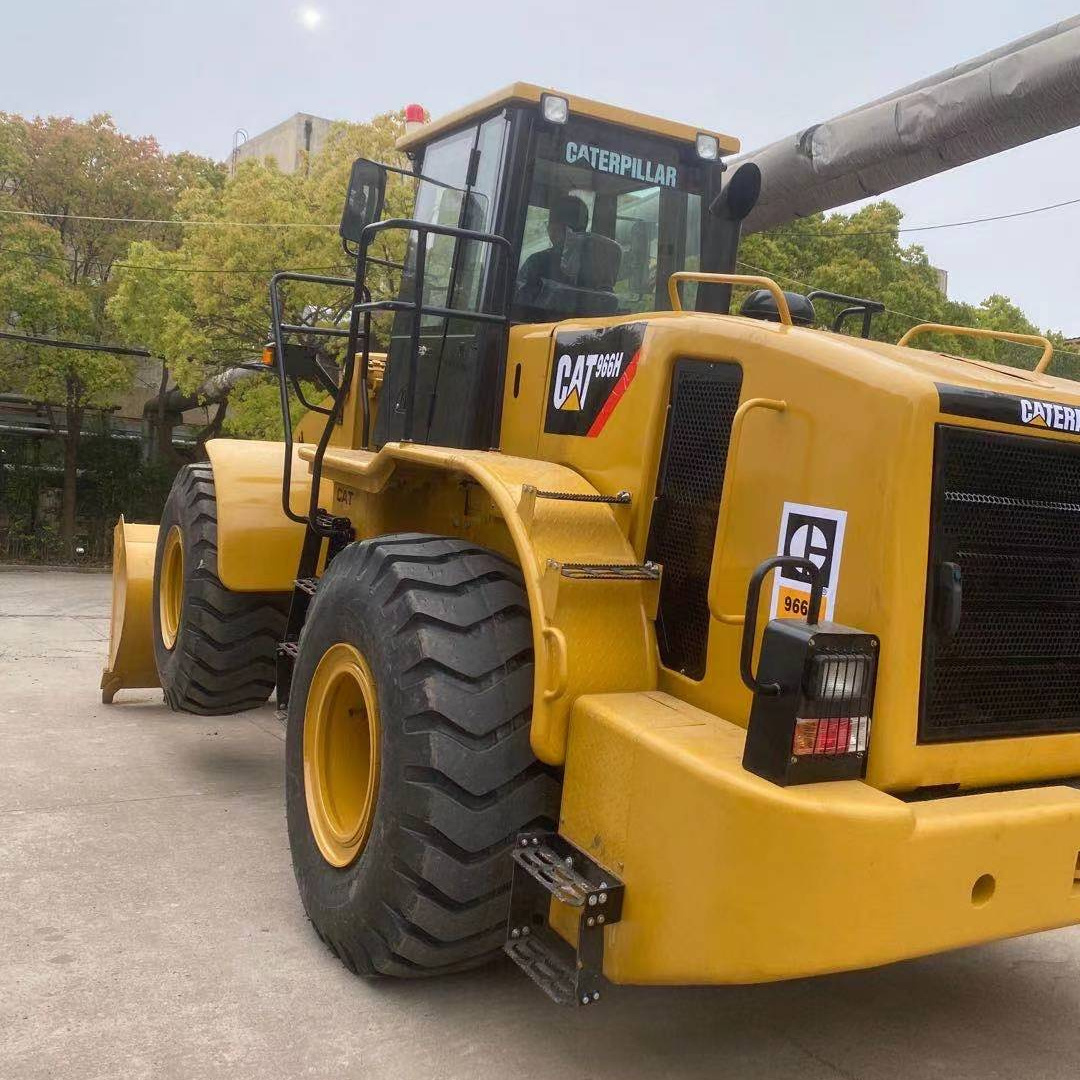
152 462 290 715
286 534 560 978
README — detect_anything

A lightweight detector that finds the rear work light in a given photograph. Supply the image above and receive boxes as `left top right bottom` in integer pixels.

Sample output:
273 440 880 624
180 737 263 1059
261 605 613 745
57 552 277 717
739 556 878 786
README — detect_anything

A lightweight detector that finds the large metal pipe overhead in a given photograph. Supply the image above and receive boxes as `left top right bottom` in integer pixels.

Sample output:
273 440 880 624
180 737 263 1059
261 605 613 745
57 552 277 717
739 16 1080 233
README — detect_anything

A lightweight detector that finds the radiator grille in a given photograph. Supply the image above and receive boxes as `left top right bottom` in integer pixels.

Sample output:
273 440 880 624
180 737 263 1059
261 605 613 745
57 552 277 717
920 425 1080 741
645 360 742 679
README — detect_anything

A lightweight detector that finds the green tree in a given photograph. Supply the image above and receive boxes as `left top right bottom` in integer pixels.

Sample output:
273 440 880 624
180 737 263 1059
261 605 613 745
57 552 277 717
0 111 221 552
739 200 1072 377
108 110 413 439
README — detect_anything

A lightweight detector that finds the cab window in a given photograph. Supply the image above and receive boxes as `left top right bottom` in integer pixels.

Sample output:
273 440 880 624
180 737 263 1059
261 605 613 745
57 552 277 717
513 118 706 323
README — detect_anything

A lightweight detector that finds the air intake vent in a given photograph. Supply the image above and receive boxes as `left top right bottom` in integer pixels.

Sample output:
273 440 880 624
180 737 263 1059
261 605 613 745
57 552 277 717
645 360 742 679
920 425 1080 741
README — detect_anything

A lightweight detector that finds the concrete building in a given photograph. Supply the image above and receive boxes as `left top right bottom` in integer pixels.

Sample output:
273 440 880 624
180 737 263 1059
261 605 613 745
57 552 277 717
231 113 334 174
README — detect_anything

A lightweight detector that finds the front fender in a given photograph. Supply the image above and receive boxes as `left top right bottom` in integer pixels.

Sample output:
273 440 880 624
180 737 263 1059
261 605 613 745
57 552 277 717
205 439 314 593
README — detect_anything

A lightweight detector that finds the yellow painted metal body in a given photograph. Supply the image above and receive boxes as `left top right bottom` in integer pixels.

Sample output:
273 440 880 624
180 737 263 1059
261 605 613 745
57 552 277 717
300 440 658 765
103 249 1080 983
499 310 1080 792
205 353 383 592
100 518 160 702
560 691 1080 984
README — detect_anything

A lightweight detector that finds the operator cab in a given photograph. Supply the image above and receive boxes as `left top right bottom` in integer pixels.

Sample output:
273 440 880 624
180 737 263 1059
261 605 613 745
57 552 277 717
369 85 742 449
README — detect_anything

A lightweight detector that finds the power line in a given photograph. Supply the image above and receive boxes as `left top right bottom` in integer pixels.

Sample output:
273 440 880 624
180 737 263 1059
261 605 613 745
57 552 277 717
0 243 351 276
0 207 338 230
836 194 1080 237
3 191 1078 237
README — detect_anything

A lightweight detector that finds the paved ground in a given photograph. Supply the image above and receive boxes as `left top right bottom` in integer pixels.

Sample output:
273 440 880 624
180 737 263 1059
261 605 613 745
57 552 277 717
3 571 1080 1079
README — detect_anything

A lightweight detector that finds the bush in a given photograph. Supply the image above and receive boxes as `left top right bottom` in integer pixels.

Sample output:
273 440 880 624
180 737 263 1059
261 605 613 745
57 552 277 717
0 427 179 565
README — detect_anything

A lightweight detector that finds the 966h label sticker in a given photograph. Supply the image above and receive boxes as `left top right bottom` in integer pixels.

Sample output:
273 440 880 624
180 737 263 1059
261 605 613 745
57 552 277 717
544 322 646 438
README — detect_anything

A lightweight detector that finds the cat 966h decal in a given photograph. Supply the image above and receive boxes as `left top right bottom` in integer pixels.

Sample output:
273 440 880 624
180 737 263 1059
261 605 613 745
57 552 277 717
544 322 646 437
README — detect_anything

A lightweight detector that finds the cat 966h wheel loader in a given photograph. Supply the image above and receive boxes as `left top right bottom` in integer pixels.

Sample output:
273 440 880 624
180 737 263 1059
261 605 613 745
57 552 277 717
102 84 1080 1004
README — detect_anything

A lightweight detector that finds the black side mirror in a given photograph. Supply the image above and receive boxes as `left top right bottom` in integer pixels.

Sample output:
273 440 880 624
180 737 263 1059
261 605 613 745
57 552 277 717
710 162 761 222
339 158 387 243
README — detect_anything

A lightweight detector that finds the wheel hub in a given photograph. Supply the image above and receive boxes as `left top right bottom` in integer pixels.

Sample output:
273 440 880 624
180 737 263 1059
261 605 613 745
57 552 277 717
304 642 381 868
159 525 184 651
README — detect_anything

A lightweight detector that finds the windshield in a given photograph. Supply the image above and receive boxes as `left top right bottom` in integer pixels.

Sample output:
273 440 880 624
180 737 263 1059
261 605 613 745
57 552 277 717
512 118 709 323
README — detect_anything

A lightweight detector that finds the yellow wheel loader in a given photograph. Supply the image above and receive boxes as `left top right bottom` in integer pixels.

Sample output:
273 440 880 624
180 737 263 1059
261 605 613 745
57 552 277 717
104 84 1080 1004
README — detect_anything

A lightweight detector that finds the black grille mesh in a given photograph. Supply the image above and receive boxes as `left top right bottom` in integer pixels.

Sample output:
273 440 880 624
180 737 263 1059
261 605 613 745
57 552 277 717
645 360 742 678
920 425 1080 740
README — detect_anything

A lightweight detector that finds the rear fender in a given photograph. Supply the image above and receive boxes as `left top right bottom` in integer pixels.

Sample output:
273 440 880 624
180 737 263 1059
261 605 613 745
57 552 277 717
305 442 660 765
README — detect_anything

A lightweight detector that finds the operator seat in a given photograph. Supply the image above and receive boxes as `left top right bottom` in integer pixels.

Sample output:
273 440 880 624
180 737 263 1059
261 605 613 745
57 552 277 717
560 231 623 316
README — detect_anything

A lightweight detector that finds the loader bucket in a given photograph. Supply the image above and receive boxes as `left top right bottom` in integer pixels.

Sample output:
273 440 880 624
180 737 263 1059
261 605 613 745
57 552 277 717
100 516 161 703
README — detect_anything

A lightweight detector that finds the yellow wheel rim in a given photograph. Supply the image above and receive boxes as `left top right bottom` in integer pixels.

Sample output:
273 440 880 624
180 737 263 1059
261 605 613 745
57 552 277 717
159 525 184 651
304 643 381 868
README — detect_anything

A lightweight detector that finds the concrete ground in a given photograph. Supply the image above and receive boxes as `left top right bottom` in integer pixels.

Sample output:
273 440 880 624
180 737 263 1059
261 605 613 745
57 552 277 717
2 572 1079 1080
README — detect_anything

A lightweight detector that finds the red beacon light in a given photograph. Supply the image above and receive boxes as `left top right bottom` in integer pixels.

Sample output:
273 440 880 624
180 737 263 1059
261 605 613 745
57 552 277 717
404 104 426 136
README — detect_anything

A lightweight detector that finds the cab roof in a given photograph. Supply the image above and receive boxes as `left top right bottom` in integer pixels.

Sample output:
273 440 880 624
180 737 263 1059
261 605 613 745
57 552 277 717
395 82 741 155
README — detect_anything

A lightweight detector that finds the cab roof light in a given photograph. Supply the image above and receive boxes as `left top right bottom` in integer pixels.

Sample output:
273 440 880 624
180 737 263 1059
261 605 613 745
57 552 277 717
541 93 570 125
695 133 720 161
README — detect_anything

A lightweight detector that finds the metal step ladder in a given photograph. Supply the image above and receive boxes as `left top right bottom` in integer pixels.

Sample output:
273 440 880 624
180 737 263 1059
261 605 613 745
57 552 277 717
504 831 625 1006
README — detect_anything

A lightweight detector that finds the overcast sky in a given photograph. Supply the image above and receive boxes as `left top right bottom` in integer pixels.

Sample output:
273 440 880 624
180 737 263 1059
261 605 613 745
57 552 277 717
3 0 1078 332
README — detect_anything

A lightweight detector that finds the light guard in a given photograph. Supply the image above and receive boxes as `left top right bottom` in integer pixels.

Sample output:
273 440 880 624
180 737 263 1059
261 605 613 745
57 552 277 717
743 621 879 786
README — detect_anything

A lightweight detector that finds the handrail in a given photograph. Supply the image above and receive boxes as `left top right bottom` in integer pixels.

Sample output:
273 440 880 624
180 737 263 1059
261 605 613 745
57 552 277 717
706 397 788 625
897 323 1054 373
268 216 515 533
268 270 359 525
667 272 793 326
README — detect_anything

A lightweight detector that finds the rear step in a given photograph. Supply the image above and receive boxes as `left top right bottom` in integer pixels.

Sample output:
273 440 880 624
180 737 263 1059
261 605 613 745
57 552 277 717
504 831 625 1006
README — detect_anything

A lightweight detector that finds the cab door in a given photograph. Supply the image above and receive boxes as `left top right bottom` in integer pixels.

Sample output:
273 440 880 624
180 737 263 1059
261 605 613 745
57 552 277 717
374 114 511 449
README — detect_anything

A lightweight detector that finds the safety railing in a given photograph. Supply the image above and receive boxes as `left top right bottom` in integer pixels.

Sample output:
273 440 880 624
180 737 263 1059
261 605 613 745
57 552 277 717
897 323 1055 373
667 272 793 324
269 218 514 532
